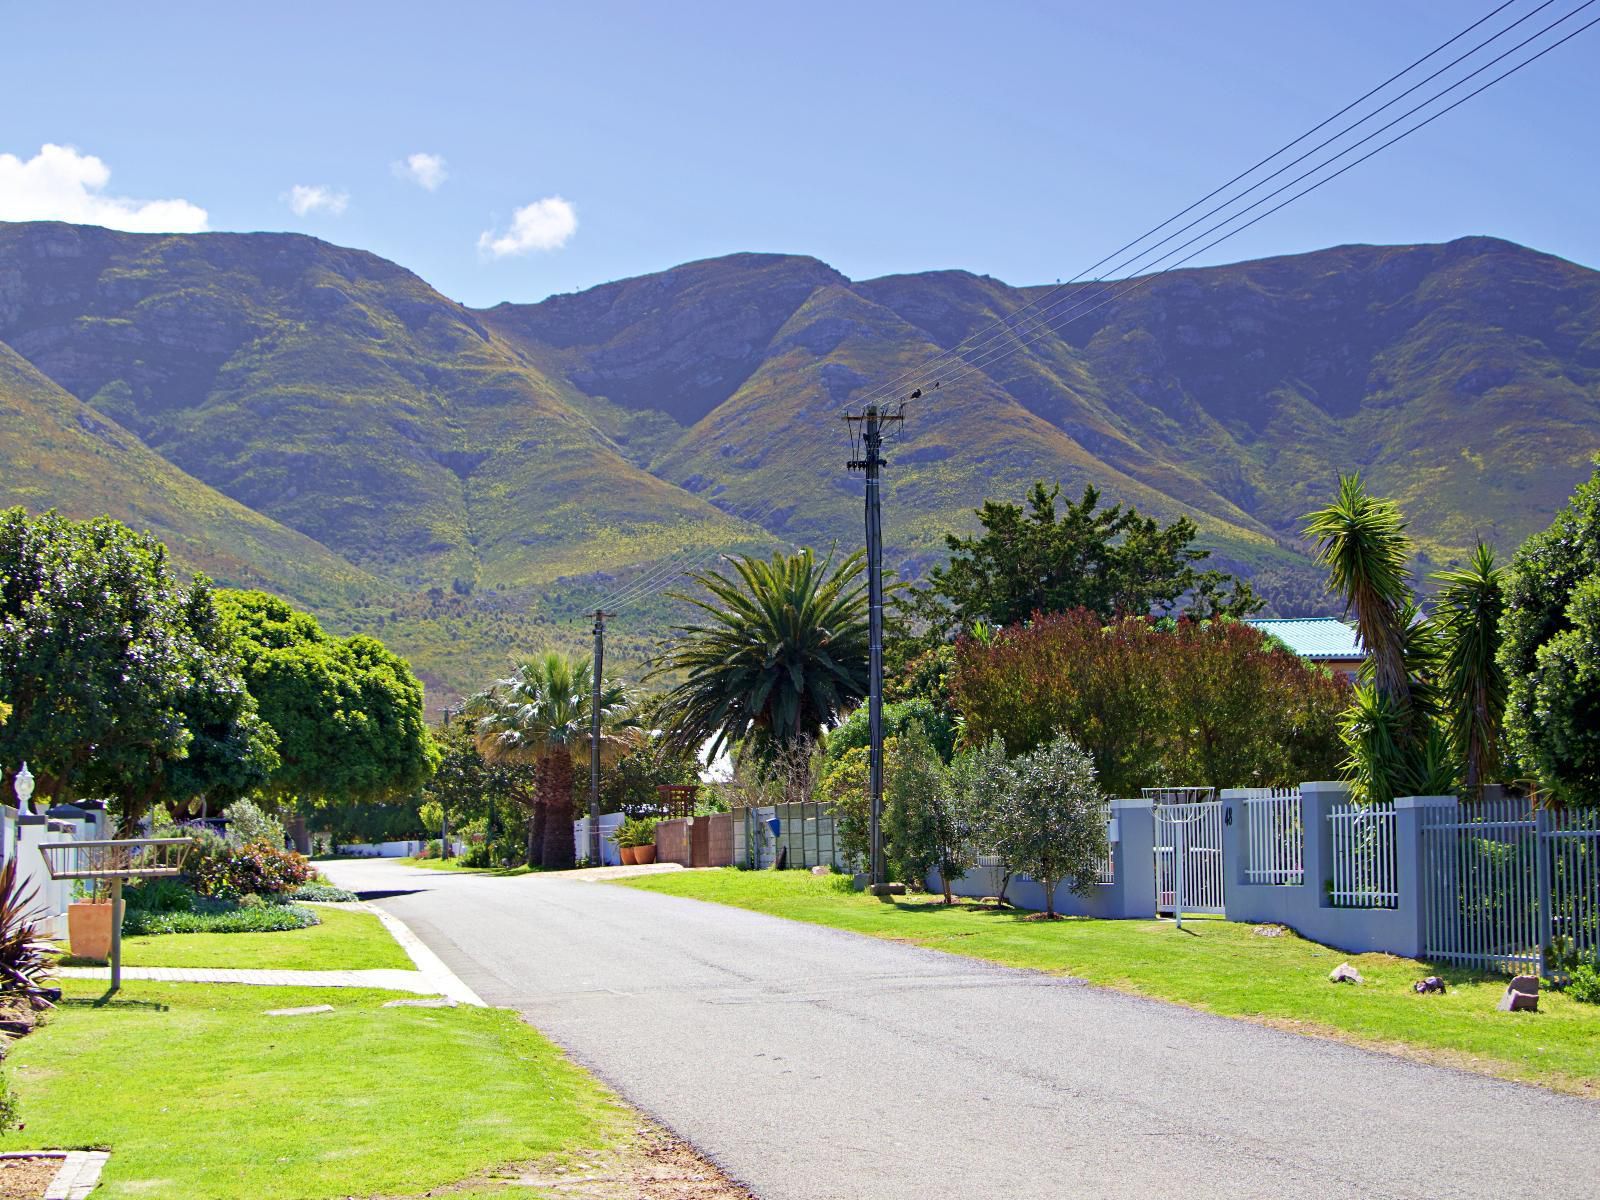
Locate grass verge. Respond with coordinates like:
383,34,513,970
616,868,1600,1096
105,905,415,971
7,980,626,1200
398,857,537,876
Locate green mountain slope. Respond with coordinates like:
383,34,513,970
0,341,380,613
3,221,1598,699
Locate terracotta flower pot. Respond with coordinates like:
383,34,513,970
634,844,657,865
619,845,639,866
68,900,115,962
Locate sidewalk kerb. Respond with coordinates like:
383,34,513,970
360,902,486,1007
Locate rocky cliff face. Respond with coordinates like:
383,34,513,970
3,220,1597,695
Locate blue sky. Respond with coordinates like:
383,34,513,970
3,1,1595,307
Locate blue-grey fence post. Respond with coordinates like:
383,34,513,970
1299,781,1349,909
1109,798,1156,918
1393,794,1457,959
1219,788,1248,889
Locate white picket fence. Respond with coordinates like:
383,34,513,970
1328,801,1398,908
1241,788,1304,885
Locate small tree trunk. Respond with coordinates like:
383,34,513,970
288,813,311,855
941,870,953,905
1043,874,1057,919
541,750,577,870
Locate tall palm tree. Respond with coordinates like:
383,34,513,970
652,549,869,775
1429,542,1507,793
466,651,641,869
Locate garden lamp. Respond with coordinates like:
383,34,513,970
13,761,35,814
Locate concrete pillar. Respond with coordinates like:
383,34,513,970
1393,794,1458,958
1298,781,1349,908
1219,789,1249,888
1109,798,1156,918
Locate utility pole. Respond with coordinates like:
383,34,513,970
589,610,614,867
846,402,904,893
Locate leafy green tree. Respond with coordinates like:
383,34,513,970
882,721,944,891
958,735,1016,903
994,735,1108,919
216,590,438,811
905,482,1259,637
466,651,640,870
424,715,541,864
653,549,869,769
823,697,957,770
1499,461,1600,804
0,509,273,828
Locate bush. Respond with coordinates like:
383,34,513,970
613,817,659,849
993,735,1108,918
824,698,958,769
0,858,59,1009
123,901,319,936
282,883,357,903
0,1072,19,1136
951,611,1348,795
1567,963,1600,1005
222,798,285,848
122,876,194,914
186,834,315,899
1499,461,1600,805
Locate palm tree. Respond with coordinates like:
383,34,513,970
466,651,641,869
652,549,869,780
1429,542,1507,793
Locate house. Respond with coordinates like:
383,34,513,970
1247,617,1365,681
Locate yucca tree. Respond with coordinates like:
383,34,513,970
466,651,641,869
1304,473,1415,707
652,549,869,779
1429,542,1507,793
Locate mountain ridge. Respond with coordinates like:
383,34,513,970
3,220,1597,701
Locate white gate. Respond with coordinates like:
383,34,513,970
1153,799,1226,917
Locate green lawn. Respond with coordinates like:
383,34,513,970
113,905,414,971
7,980,627,1200
398,856,537,876
616,868,1600,1096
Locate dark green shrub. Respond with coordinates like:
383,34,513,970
0,858,59,1009
1499,461,1600,804
0,1072,19,1135
825,698,957,768
123,876,194,914
1567,963,1600,1005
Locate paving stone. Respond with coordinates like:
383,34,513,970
265,1004,335,1016
382,997,457,1008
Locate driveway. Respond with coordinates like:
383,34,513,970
324,858,1597,1200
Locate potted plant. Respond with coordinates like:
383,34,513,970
67,880,114,962
612,817,658,866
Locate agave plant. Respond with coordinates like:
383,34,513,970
0,857,60,1009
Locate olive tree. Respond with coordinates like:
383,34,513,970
994,734,1108,919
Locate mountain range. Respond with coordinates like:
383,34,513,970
3,220,1597,704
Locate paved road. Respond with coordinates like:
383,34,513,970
325,858,1597,1200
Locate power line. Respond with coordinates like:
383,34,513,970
594,1,1594,615
841,0,1534,415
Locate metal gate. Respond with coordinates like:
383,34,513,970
1153,798,1226,916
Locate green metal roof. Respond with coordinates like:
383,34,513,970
1247,617,1364,661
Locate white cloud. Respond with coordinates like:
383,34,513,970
0,143,208,232
477,196,577,258
394,152,447,191
286,184,349,217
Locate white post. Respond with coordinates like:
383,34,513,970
1173,816,1186,930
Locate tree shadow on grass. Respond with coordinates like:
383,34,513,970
59,992,169,1011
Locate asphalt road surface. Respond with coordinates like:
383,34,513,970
324,858,1598,1200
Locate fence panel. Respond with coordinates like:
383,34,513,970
1094,801,1115,885
1545,806,1600,974
1242,788,1304,885
1421,798,1539,974
1328,802,1398,908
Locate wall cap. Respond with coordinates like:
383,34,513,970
1394,794,1458,809
1109,798,1153,811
